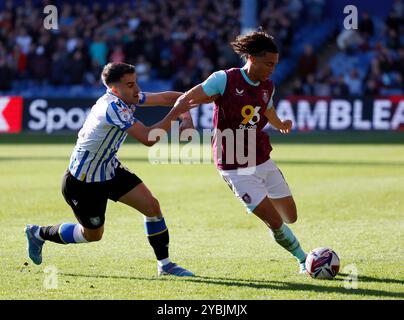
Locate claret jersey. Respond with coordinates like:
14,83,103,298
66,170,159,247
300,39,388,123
202,68,275,170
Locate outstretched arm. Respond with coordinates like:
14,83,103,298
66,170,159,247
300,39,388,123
141,91,183,106
125,85,216,146
264,106,292,134
141,91,195,121
127,78,220,146
166,84,219,120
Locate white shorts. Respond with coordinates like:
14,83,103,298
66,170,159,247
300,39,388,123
218,159,292,213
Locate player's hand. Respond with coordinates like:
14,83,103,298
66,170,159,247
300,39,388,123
279,120,292,134
179,117,195,133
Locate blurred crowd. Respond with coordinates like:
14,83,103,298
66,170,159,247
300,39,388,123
0,0,402,96
0,0,326,92
292,1,404,96
0,0,242,91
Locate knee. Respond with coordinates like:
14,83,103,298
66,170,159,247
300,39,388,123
284,211,298,224
268,220,283,230
143,197,161,217
84,228,104,242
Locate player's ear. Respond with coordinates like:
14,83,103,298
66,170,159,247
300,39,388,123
110,85,119,95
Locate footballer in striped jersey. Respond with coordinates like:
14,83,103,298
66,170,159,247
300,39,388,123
25,62,194,277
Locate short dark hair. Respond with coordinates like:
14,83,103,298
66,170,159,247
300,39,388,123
231,29,278,59
101,62,135,87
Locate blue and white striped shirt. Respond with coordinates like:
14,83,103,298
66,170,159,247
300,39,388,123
68,90,145,182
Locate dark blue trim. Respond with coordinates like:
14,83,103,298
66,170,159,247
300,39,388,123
74,150,89,179
100,131,126,180
84,127,114,180
144,219,167,235
139,92,146,105
106,111,118,126
110,101,128,127
91,128,121,182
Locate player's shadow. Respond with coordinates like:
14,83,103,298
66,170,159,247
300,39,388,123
336,273,404,285
276,159,404,167
60,272,404,299
190,275,404,299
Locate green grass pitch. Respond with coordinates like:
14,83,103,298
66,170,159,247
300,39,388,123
1,132,403,300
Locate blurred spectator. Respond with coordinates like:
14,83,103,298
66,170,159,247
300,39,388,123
306,0,325,24
386,29,400,50
291,79,305,95
392,0,404,17
135,55,151,82
11,45,27,77
345,69,362,96
157,58,174,80
287,0,303,22
68,51,86,84
314,65,333,96
0,57,13,91
359,12,374,37
297,45,317,80
302,74,316,95
50,52,67,85
90,33,108,66
331,75,350,96
385,9,402,33
109,45,125,63
364,79,380,96
26,45,49,82
173,70,193,92
15,28,32,55
66,30,79,53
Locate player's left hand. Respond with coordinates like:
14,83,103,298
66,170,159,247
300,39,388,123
280,120,292,134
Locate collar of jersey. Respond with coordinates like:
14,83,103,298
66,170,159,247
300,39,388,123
106,89,133,108
240,68,260,87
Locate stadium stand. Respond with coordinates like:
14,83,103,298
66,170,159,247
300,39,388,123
0,0,402,97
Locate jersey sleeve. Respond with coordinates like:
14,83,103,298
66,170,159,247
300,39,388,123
201,70,227,97
106,101,136,130
266,85,276,110
138,92,146,105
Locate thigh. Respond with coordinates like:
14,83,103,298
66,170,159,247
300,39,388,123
118,182,161,216
270,196,297,224
61,170,107,229
265,160,292,199
219,170,268,213
252,196,283,229
263,161,297,223
106,163,143,202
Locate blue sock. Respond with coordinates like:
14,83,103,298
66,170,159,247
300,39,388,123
144,216,170,261
144,216,167,236
270,223,306,263
40,223,88,244
58,223,88,244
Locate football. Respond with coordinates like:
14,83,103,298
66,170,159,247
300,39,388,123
305,247,340,279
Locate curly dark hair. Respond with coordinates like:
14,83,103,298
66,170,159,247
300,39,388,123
230,29,278,58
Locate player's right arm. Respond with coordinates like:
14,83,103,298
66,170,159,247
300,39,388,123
106,99,174,147
126,103,202,146
127,121,160,147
